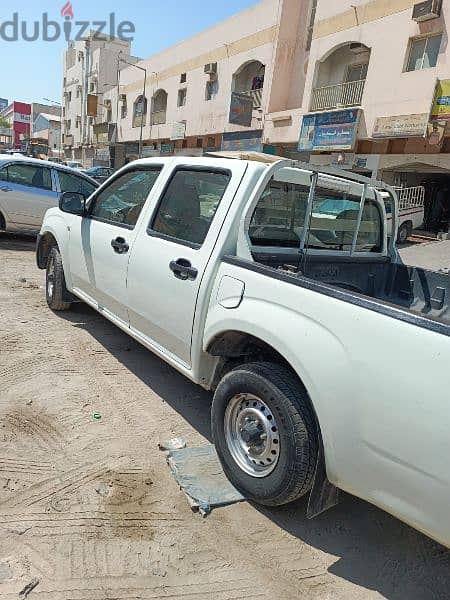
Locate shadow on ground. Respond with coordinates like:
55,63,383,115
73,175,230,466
0,232,36,252
59,302,450,600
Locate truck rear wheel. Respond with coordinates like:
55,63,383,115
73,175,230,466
46,247,72,311
397,222,411,244
212,362,318,506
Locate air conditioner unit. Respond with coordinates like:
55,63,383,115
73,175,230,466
412,0,442,21
349,43,367,54
204,62,217,74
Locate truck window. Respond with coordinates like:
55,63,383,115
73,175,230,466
150,168,230,246
249,181,382,252
89,167,161,228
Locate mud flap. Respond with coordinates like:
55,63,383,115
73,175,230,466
307,442,340,519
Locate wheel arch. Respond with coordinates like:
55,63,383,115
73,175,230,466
36,231,59,269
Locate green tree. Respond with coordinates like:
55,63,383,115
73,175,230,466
0,117,11,129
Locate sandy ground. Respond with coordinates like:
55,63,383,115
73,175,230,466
1,233,450,600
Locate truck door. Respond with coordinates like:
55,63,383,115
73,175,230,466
126,163,247,368
67,166,162,324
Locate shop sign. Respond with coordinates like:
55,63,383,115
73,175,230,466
427,120,447,146
373,113,428,138
430,79,450,121
298,109,360,152
170,121,186,140
160,142,174,154
141,146,159,157
95,148,110,161
228,92,253,127
221,129,263,152
125,142,139,155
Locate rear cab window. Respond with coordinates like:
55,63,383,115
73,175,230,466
249,170,383,255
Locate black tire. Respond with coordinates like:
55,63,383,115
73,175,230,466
46,247,72,311
212,362,318,507
397,222,410,244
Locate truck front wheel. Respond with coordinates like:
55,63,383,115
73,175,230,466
46,247,72,311
212,362,318,506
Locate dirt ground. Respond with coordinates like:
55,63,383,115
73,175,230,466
1,233,450,600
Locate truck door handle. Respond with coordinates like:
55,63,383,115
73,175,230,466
111,236,129,254
0,186,12,192
169,258,198,281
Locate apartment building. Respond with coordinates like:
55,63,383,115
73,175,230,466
0,101,31,149
62,33,135,165
99,0,312,164
301,0,449,180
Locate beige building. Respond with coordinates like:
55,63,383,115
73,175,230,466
62,33,137,165
69,0,450,219
99,0,312,163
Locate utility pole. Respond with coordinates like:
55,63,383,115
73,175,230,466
119,57,147,158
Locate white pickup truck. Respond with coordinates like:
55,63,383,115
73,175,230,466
36,155,450,547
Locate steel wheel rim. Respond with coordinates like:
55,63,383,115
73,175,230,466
224,393,280,477
47,256,55,299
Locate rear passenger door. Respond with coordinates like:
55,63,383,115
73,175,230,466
127,164,246,367
0,162,58,230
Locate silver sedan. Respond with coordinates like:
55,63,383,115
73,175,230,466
0,155,98,233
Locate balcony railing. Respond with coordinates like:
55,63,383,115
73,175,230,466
310,79,365,112
151,110,166,125
241,88,263,109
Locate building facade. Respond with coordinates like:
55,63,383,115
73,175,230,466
98,0,311,164
0,101,31,149
62,33,135,165
32,113,62,158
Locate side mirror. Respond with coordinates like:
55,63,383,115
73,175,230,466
59,191,86,216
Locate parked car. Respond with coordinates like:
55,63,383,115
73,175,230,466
0,154,98,233
66,161,84,171
37,155,450,547
83,166,114,183
47,157,66,165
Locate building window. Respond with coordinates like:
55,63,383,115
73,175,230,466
133,95,148,128
121,97,127,119
406,34,442,72
177,88,187,107
346,63,368,82
180,72,186,83
90,82,95,92
207,136,215,147
68,91,72,102
196,138,203,148
205,80,218,101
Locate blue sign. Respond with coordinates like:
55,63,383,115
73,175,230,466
222,130,262,152
298,109,360,152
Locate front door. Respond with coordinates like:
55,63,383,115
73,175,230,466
0,162,58,230
68,166,162,324
127,164,246,367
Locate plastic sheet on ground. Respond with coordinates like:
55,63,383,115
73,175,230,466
166,444,245,515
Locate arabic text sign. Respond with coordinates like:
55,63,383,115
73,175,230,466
372,113,428,138
431,80,450,121
298,110,360,152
